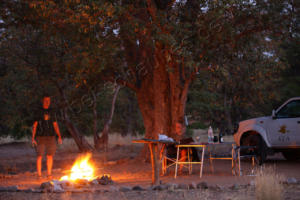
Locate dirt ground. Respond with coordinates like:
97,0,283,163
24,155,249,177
0,141,300,199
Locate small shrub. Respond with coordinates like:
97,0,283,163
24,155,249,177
255,166,285,200
0,136,29,144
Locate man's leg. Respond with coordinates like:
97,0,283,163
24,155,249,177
46,155,53,177
46,136,56,178
36,136,45,177
37,156,42,177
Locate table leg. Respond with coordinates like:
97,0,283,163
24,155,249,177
237,149,242,176
238,148,241,176
200,146,205,178
160,144,166,175
188,148,192,175
208,146,214,174
159,144,166,160
148,143,160,185
231,145,234,175
175,145,180,178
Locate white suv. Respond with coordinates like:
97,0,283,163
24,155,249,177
233,97,300,163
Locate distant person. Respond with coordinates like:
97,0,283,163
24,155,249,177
31,95,62,179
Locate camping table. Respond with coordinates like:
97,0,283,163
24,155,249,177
132,139,176,185
174,143,206,178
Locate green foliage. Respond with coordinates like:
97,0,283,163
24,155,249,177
187,122,208,130
0,0,297,139
278,37,300,100
186,34,286,131
185,127,194,138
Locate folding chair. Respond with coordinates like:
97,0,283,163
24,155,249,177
208,143,240,176
161,143,184,175
236,145,258,176
161,138,195,175
174,144,205,178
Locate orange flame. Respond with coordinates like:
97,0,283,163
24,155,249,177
60,153,95,181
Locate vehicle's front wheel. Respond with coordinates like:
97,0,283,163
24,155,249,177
240,134,267,165
282,149,300,161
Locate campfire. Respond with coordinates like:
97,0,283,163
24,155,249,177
40,153,114,192
60,153,95,182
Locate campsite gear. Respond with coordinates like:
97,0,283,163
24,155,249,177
208,142,240,176
219,132,224,143
132,139,176,185
174,144,206,178
207,126,214,143
213,136,218,143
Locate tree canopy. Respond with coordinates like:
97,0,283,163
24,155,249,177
0,0,298,148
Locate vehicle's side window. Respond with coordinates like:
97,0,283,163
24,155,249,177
277,100,300,118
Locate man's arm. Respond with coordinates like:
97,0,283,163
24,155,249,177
53,121,62,144
32,121,38,146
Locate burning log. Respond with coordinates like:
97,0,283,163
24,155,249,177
95,174,114,185
39,153,114,192
40,181,64,192
40,174,114,193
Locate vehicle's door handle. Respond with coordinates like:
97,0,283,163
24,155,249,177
298,121,300,124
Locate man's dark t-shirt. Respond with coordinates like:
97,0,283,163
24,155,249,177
35,109,57,137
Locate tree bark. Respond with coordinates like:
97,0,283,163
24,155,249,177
135,49,194,161
92,90,100,148
120,0,196,158
148,143,159,185
136,49,190,141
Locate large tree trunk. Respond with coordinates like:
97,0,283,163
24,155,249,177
136,46,190,142
119,0,197,158
135,49,193,161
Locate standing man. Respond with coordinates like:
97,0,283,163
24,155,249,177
32,95,62,179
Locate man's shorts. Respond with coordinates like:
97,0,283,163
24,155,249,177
36,136,57,156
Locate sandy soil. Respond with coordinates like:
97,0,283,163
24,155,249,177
0,141,300,199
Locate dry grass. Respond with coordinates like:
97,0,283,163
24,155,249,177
58,136,93,152
255,166,285,200
58,133,140,152
0,136,29,144
0,133,140,152
109,133,140,146
58,129,234,153
0,129,235,152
